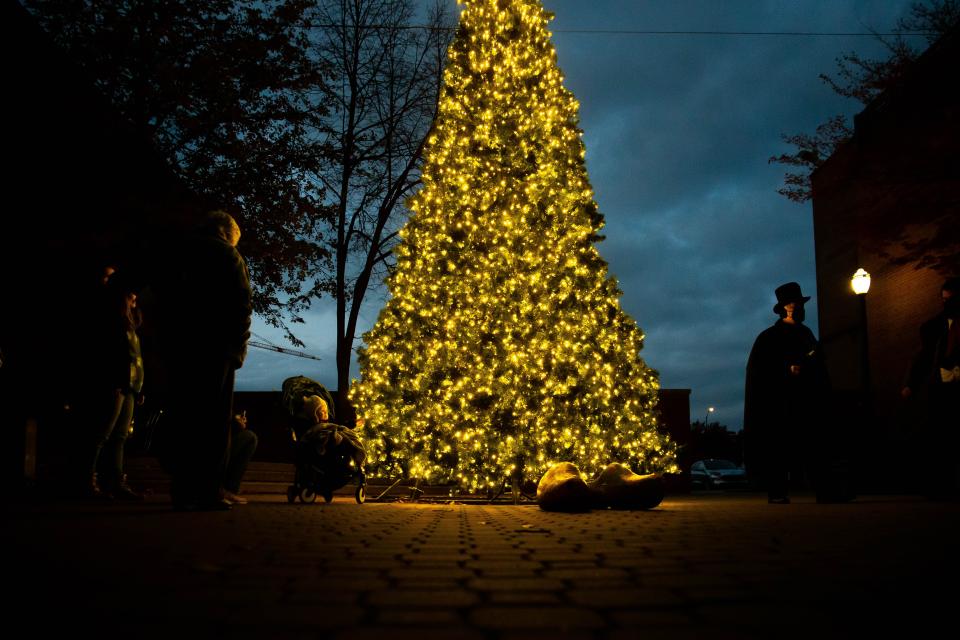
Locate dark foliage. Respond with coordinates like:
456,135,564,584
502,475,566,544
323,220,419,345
24,0,336,341
304,0,453,398
770,0,960,203
687,421,744,465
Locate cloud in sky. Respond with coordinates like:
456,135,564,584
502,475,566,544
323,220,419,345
237,0,919,429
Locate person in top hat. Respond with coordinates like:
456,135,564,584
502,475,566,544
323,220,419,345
744,282,832,504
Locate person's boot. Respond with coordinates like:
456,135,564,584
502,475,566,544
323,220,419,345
109,482,143,501
222,490,248,505
78,472,106,499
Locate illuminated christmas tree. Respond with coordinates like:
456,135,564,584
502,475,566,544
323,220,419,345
351,0,676,490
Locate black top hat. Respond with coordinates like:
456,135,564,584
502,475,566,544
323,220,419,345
773,282,811,314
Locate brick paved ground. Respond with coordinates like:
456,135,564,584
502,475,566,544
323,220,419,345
8,492,958,639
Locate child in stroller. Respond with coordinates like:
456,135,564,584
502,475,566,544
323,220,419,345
281,376,366,504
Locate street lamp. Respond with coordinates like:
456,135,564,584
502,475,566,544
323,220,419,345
704,406,715,427
851,268,871,408
851,268,871,295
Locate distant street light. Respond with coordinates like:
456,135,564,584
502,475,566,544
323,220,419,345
704,406,715,427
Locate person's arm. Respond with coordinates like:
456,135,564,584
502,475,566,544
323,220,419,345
218,243,253,368
232,252,253,368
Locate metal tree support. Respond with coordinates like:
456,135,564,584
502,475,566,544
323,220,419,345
370,478,403,501
409,478,423,501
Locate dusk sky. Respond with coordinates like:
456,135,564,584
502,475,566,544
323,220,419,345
237,0,925,429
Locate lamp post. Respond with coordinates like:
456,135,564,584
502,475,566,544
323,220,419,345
851,269,871,406
704,406,715,428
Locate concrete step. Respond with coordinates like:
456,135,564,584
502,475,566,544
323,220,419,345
122,457,459,498
125,457,295,493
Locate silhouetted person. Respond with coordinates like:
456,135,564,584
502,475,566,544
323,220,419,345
67,261,122,498
902,277,960,497
744,282,831,504
222,410,257,504
86,272,145,500
161,210,252,511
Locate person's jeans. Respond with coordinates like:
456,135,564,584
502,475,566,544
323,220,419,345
167,359,235,504
224,429,258,493
91,390,135,488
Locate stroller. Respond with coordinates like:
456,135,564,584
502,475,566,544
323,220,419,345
281,376,366,504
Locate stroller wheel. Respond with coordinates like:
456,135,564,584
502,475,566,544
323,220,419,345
299,487,317,504
286,486,297,504
322,490,334,504
355,485,365,504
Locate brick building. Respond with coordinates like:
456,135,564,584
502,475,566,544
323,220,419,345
811,28,959,485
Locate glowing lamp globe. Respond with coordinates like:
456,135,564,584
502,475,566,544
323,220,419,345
851,268,871,295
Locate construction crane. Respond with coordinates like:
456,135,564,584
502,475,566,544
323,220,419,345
248,333,322,361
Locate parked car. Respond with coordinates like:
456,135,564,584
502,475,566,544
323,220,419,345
690,459,748,490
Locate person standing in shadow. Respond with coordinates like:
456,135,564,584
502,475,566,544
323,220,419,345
744,282,833,504
222,410,257,505
159,210,252,511
902,277,960,498
86,272,145,500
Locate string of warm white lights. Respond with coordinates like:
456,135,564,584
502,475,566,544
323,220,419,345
350,0,678,490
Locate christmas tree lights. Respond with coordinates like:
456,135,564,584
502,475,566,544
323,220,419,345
351,0,677,489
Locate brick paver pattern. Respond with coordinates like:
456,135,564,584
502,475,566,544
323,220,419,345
9,494,958,639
